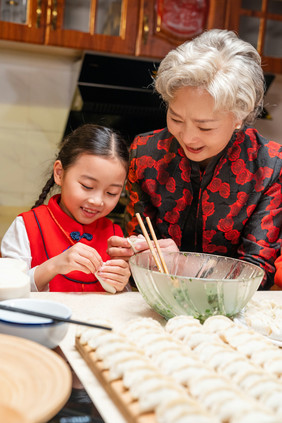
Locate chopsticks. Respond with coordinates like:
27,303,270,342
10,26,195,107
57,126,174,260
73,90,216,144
135,213,169,275
0,304,112,331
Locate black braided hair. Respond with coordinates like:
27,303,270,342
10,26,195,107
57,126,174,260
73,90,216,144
31,124,129,209
31,175,55,209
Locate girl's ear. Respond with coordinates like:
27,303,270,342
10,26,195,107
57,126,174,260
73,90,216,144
53,160,64,186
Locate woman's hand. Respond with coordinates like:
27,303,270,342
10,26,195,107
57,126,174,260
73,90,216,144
127,236,179,254
107,235,179,261
34,243,103,291
96,259,131,292
107,236,135,260
153,238,179,253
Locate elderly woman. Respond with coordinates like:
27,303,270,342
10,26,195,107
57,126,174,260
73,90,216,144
108,29,282,289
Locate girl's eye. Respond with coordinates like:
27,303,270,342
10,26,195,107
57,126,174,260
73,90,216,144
81,184,92,190
107,192,118,197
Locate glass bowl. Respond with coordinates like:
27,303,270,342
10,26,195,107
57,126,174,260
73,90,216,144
129,251,264,322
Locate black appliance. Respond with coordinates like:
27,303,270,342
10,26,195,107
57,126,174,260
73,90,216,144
64,52,167,228
64,52,167,145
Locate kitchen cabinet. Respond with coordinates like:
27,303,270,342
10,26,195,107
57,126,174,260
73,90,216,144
0,0,140,55
136,0,228,58
0,0,47,44
0,0,229,59
225,0,282,73
2,0,281,74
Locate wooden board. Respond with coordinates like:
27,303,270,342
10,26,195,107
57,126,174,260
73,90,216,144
75,336,157,423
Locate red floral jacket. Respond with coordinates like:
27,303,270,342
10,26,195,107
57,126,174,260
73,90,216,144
124,127,282,289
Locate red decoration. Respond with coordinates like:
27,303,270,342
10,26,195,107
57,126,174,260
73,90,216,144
157,0,209,39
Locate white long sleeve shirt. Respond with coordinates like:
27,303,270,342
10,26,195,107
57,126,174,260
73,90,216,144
1,217,41,291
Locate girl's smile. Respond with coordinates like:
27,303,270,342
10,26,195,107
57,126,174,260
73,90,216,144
54,154,127,225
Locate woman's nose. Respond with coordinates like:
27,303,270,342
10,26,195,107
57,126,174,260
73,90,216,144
181,125,199,145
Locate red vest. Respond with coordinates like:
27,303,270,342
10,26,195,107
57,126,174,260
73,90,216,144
20,195,123,292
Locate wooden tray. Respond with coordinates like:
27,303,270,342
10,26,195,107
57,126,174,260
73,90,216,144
75,336,157,423
0,334,72,423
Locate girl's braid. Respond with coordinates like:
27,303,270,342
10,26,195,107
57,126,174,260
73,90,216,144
31,175,55,209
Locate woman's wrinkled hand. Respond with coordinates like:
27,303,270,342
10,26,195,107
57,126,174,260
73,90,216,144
107,235,179,261
127,236,179,255
107,235,135,261
153,238,179,253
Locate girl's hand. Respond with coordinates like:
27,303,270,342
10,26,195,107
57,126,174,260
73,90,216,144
54,243,103,275
35,243,103,291
96,259,131,292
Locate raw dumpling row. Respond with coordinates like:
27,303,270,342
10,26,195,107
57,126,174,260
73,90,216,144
241,298,282,341
77,316,281,423
77,317,219,423
166,315,282,419
122,316,279,423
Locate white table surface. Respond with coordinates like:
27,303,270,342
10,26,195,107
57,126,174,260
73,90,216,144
30,290,282,423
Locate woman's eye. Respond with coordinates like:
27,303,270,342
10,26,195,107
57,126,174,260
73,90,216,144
171,118,182,123
199,127,212,132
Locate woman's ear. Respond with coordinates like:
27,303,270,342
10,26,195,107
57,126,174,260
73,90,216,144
53,160,64,186
235,121,243,130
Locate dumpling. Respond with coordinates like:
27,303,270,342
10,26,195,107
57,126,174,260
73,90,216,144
156,396,201,421
165,315,202,333
95,341,137,360
183,332,221,349
230,409,279,423
207,349,241,370
138,385,187,413
261,390,282,414
202,315,234,332
129,374,172,400
123,365,160,389
103,350,142,369
189,374,231,400
87,332,126,350
218,358,254,378
110,358,150,381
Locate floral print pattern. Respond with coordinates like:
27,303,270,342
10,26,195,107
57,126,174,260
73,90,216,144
124,127,282,289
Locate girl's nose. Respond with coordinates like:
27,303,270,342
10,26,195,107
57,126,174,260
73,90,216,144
88,195,104,207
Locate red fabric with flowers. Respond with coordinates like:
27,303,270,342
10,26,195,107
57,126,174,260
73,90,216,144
124,127,282,289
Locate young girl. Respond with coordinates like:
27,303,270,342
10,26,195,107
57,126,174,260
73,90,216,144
1,124,131,293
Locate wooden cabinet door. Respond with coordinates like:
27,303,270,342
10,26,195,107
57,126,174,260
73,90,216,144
226,0,282,74
136,0,228,59
0,0,47,44
45,0,140,55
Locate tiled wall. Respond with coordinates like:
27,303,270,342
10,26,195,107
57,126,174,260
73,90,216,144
0,42,82,238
